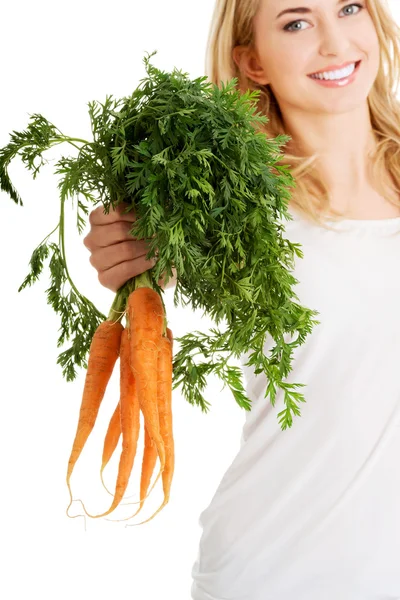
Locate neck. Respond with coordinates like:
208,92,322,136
282,102,378,197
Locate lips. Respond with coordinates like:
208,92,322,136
309,60,361,76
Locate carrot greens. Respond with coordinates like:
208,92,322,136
0,51,320,431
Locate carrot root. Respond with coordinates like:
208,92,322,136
79,326,141,519
66,286,175,527
66,319,123,519
126,327,174,526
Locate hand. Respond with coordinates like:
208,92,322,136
83,201,176,293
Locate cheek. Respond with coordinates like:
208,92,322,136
360,27,380,83
362,21,380,63
261,44,306,84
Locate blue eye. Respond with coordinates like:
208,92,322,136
283,3,364,33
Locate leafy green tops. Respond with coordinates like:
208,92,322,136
0,51,320,430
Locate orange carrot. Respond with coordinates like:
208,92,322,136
100,400,121,495
80,325,142,518
104,287,167,523
100,401,155,506
127,327,174,522
128,423,158,518
66,319,123,518
101,401,121,471
157,327,175,508
129,286,166,488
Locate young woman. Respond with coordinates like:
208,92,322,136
83,0,400,597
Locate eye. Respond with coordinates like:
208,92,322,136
283,3,364,33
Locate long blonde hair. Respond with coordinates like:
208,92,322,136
205,0,400,228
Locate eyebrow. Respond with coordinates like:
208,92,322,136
276,0,348,20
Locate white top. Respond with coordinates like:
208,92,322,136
191,209,400,600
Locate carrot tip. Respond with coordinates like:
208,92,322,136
124,497,170,528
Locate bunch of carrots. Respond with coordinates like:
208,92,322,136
66,283,174,527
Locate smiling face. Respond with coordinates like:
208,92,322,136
233,0,381,117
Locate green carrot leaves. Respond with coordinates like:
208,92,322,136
0,50,321,429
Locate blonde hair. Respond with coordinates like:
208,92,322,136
204,0,400,229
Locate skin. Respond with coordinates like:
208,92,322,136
232,0,400,218
83,202,178,292
86,0,400,287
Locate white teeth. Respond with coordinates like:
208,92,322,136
311,63,356,81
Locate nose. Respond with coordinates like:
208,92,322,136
317,19,353,60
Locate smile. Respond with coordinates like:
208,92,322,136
308,61,362,87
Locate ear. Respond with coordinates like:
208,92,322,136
232,45,269,85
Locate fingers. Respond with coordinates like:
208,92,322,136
88,202,137,226
84,202,164,293
89,239,151,272
98,254,158,293
84,221,145,250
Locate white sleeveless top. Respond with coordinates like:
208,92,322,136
191,209,400,600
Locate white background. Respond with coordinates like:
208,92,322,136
1,1,400,599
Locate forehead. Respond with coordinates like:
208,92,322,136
261,0,349,18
